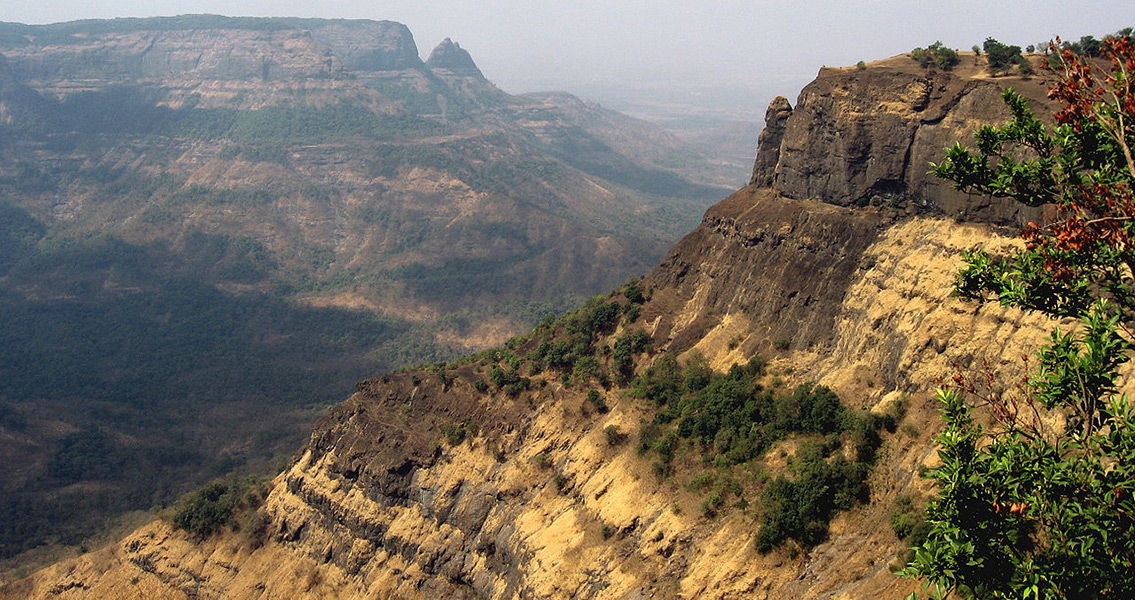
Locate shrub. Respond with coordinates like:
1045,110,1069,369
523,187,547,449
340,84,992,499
686,471,715,491
440,419,475,446
172,479,263,539
586,388,608,413
911,41,959,70
889,494,925,541
623,280,645,305
755,452,869,552
982,37,1024,74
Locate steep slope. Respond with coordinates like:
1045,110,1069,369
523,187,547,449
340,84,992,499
2,53,1069,598
0,15,732,569
752,54,1052,226
1,188,1058,600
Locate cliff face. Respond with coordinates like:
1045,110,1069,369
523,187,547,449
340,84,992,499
0,29,354,111
2,55,1067,599
753,56,1052,226
306,20,423,72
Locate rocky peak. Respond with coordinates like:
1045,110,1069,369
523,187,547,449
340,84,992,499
425,38,485,80
749,95,793,186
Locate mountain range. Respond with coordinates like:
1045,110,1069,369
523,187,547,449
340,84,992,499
0,15,739,571
0,21,1066,600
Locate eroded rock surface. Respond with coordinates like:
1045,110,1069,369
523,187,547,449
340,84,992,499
758,57,1052,225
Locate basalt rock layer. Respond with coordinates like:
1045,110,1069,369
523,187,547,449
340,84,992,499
753,55,1052,226
2,54,1070,599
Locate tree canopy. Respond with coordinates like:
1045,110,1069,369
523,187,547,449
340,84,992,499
904,36,1135,599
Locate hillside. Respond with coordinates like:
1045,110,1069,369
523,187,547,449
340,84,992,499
0,15,735,570
0,51,1072,597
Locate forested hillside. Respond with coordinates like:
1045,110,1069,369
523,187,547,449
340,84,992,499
0,15,734,570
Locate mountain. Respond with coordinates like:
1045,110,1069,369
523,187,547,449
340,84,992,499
751,53,1051,226
0,16,736,570
0,51,1064,598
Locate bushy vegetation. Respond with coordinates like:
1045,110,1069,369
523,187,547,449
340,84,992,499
905,37,1135,599
46,429,126,484
171,477,267,539
631,350,893,551
636,356,849,467
981,37,1028,75
755,442,870,551
889,493,930,563
522,284,650,384
911,42,960,70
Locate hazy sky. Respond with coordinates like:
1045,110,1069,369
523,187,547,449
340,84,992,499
3,1,1133,119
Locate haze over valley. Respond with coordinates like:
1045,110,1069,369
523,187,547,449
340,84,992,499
0,14,732,570
1,3,1134,599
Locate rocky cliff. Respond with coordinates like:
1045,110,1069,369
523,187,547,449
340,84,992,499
0,17,426,105
752,55,1052,226
2,53,1067,599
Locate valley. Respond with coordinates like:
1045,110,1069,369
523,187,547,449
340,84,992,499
4,15,1130,599
0,15,734,573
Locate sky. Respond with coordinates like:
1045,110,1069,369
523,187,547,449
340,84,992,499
2,1,1133,121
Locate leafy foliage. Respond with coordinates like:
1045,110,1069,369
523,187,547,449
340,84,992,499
906,36,1135,599
982,38,1026,75
911,42,960,70
637,360,855,468
171,478,266,539
631,351,889,550
755,443,870,552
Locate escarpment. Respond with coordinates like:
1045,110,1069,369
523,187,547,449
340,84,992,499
644,187,885,358
754,56,1052,226
2,54,1068,599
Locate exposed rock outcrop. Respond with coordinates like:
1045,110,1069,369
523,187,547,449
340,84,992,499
645,188,884,356
757,57,1051,226
2,29,345,86
425,38,485,80
749,96,792,186
307,20,423,72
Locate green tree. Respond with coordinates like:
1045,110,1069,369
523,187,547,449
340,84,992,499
903,37,1135,599
911,41,960,70
982,37,1024,74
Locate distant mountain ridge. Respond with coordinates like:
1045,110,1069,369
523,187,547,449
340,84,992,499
0,15,734,571
0,50,1067,599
